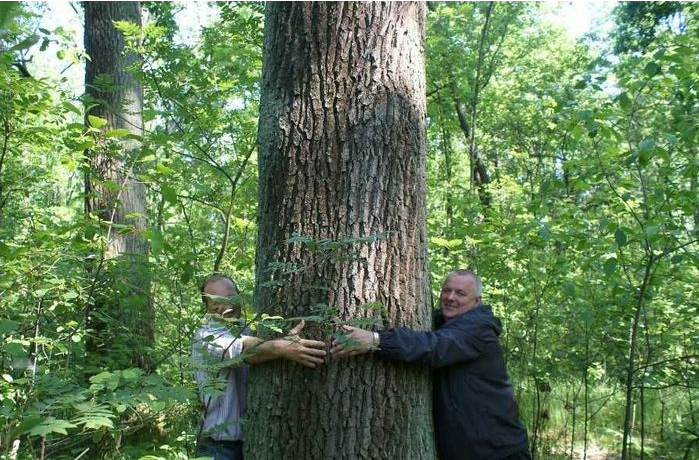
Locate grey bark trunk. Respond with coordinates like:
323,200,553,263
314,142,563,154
247,2,433,458
84,1,152,370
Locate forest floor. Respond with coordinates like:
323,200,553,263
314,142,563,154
551,442,614,460
579,443,614,460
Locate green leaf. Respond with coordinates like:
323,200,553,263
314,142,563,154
638,142,652,167
614,228,627,247
0,320,19,335
26,417,76,436
122,368,143,380
89,371,120,390
14,415,42,437
87,115,108,129
105,128,130,138
3,342,26,357
430,237,463,250
670,254,684,264
639,139,655,152
34,288,51,297
539,225,552,241
0,2,20,31
73,412,114,430
359,301,385,312
155,164,175,175
62,101,82,116
603,257,617,276
73,139,95,151
150,228,164,256
580,310,593,326
89,371,114,384
643,62,661,77
8,34,39,52
181,262,194,284
644,225,659,237
162,186,178,205
617,92,632,111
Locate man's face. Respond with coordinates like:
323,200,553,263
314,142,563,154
440,274,481,321
204,279,241,318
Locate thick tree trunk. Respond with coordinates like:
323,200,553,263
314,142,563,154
247,2,433,459
84,1,152,370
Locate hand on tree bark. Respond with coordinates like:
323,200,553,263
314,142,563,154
275,320,327,368
331,325,374,357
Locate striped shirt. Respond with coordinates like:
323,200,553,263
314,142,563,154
192,317,250,441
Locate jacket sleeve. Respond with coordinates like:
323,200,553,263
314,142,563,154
375,321,488,368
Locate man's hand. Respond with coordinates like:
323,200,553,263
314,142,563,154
330,325,374,357
243,320,326,368
273,320,327,368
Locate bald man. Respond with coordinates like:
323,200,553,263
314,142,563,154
193,274,326,460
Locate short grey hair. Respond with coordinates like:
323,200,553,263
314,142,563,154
446,269,482,297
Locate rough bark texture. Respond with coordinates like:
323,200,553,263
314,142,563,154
84,1,152,370
247,2,433,459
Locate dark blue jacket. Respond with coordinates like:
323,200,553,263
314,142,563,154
376,305,529,460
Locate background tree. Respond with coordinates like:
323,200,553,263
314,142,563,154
83,1,152,370
245,2,433,459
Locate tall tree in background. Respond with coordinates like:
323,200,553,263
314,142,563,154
246,2,433,458
83,1,152,370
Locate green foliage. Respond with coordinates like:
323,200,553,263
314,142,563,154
612,1,685,54
1,2,698,459
426,2,699,458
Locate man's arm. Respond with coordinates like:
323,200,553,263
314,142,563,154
243,320,326,368
331,322,486,368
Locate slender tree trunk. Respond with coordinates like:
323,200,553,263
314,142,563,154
659,391,665,442
0,119,10,225
528,291,543,460
247,2,433,459
621,255,654,460
84,1,152,370
454,98,491,206
468,2,489,189
569,386,576,460
583,325,590,460
440,124,454,233
692,175,698,232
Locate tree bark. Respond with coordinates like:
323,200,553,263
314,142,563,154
247,2,433,458
84,1,152,370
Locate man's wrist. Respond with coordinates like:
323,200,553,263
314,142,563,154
371,331,380,350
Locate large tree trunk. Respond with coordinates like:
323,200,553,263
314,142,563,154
247,2,433,459
84,1,152,370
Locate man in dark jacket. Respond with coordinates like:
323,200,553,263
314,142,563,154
332,270,530,460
